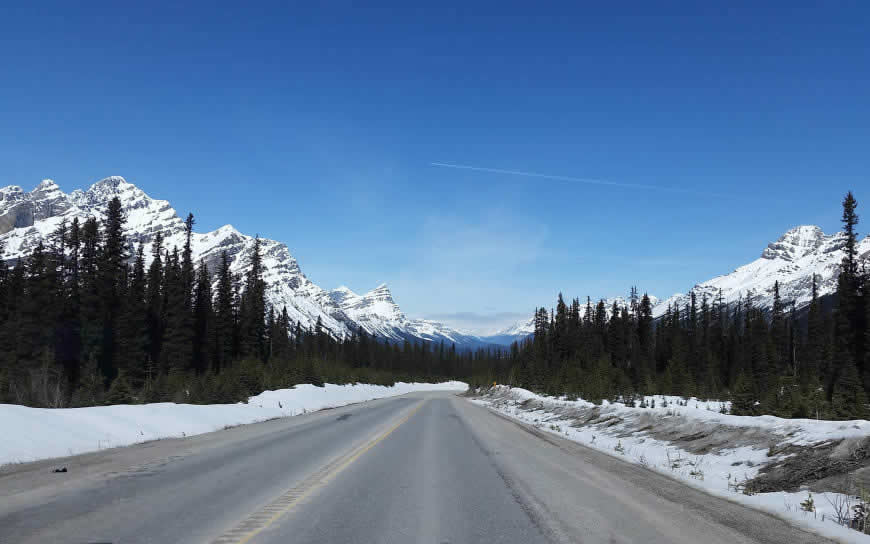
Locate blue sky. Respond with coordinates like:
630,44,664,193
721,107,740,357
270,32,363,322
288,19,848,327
1,2,868,334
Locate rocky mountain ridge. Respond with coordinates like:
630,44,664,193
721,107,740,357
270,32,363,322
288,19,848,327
492,225,870,343
653,225,870,318
0,177,490,349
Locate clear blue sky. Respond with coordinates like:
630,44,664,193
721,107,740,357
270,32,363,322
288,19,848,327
2,2,868,334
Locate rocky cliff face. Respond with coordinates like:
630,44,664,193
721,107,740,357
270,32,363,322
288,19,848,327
653,225,869,317
0,177,488,348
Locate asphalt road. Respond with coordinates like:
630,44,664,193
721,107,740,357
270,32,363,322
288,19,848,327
0,391,832,544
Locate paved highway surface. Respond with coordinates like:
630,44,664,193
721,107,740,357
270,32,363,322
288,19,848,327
0,391,830,543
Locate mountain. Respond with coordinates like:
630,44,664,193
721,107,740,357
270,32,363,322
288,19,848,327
481,317,535,346
492,225,869,342
0,177,486,349
325,284,496,349
652,225,870,317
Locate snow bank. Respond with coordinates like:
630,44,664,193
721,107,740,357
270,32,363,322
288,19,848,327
475,386,870,544
0,381,466,466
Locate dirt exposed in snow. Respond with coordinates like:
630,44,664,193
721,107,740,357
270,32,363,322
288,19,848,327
484,387,870,496
750,438,870,493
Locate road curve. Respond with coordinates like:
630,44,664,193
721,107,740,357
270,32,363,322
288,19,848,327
0,391,831,544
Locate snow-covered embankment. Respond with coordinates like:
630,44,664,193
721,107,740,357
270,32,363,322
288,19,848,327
473,386,870,544
0,381,466,466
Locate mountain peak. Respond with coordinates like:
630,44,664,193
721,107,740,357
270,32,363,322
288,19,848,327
332,285,356,295
369,283,391,294
761,225,827,261
0,185,24,198
329,283,405,323
92,175,128,188
35,179,59,191
327,286,359,307
215,224,241,235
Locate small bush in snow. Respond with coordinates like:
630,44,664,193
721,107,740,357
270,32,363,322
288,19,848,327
800,493,815,513
614,441,625,454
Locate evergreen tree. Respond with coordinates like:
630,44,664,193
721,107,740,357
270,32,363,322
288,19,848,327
213,251,236,371
161,247,193,374
832,360,868,420
145,232,164,382
97,197,128,381
192,260,213,374
239,237,266,360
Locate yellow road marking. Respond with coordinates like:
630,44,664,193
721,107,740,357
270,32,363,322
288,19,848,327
212,399,428,544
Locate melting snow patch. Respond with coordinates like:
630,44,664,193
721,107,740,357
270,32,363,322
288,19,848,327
474,386,870,543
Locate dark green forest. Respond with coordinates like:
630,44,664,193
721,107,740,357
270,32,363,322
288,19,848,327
470,191,870,420
1,192,868,421
0,198,487,407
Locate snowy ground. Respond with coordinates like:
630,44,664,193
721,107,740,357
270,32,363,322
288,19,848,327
0,381,466,467
473,386,870,544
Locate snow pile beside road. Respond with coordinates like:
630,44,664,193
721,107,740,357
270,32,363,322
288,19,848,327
474,386,870,544
0,381,466,466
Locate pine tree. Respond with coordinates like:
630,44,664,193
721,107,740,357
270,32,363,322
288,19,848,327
804,274,824,390
239,237,266,360
832,360,868,420
104,371,135,405
835,191,863,393
79,217,102,371
145,232,164,379
97,197,128,381
121,244,148,388
213,251,236,371
181,213,195,301
192,259,213,374
161,247,193,374
731,371,756,415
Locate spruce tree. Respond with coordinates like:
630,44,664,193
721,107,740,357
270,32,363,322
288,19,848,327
161,247,193,374
213,251,236,371
239,237,266,360
98,197,128,381
145,232,164,380
122,244,149,388
832,360,868,420
192,260,213,374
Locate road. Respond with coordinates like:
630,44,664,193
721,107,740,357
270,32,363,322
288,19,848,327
0,391,830,544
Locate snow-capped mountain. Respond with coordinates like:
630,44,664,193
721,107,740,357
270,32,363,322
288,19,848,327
652,225,870,318
324,284,490,348
481,317,535,346
494,225,869,343
0,177,487,349
492,225,869,343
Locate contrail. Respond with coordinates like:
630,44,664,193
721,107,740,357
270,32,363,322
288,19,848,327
430,162,724,197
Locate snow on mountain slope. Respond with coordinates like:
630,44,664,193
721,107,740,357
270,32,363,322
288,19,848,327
324,284,494,348
481,317,535,346
652,225,870,318
0,177,482,347
495,317,535,338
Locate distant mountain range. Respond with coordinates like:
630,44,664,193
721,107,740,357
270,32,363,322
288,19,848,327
4,178,868,351
0,177,494,350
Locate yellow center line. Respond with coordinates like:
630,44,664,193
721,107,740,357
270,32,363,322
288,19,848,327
212,399,428,544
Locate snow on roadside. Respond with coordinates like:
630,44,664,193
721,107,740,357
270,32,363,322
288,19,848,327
474,386,870,544
0,381,466,466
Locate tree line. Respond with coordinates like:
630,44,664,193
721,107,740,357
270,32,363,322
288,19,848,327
468,191,870,420
2,191,867,421
0,197,488,407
